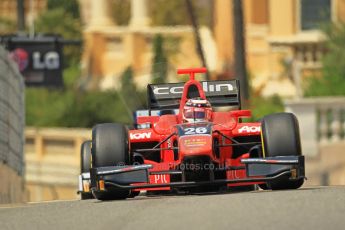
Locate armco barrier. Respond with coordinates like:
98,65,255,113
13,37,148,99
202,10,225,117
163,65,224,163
0,45,25,203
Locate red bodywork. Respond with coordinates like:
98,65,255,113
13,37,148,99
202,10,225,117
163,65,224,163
128,68,262,191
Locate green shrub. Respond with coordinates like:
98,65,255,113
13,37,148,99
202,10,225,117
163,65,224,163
151,35,168,84
304,22,345,96
248,95,284,121
26,66,147,128
25,88,138,128
57,90,133,127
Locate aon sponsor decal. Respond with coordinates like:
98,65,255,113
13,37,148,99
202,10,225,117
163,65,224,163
130,132,152,140
238,126,261,133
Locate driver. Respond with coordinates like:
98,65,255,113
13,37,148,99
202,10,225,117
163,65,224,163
182,97,212,123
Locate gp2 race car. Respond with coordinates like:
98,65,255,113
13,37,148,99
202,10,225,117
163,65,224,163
78,67,305,200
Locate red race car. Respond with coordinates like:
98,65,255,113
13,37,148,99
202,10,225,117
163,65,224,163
78,67,305,200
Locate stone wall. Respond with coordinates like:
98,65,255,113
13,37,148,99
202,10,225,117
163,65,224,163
0,163,25,203
0,45,26,203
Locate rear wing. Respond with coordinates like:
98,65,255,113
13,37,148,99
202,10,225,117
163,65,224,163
147,80,241,110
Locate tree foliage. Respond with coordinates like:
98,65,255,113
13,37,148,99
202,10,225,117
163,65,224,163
249,95,284,121
35,8,81,40
0,17,16,34
57,90,132,127
25,66,137,127
304,22,345,96
34,4,82,67
47,0,80,19
151,35,168,84
26,88,133,127
120,66,146,111
111,0,131,25
149,0,211,26
108,0,212,26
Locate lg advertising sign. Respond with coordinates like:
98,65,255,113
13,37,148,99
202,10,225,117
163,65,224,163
32,51,60,70
0,35,64,87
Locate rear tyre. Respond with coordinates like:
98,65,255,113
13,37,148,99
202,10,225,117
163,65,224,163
80,140,93,200
91,123,131,200
259,113,304,190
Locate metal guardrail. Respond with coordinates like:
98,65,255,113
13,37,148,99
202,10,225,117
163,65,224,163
0,45,25,176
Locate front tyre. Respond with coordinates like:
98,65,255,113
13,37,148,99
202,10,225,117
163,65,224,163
259,113,304,190
91,123,131,200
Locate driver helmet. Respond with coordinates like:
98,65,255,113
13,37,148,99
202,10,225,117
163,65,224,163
183,97,212,123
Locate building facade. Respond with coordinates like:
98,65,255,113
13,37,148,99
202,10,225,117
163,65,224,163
2,0,344,97
79,0,212,90
79,0,345,97
215,0,345,97
0,0,46,29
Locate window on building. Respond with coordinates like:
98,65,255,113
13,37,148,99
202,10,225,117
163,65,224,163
300,0,331,30
252,0,269,25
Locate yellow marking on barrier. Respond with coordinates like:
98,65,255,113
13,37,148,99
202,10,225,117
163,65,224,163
260,128,266,158
90,142,93,168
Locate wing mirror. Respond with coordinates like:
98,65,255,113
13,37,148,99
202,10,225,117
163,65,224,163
230,110,252,118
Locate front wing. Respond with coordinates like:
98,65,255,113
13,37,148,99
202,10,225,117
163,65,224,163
89,156,305,193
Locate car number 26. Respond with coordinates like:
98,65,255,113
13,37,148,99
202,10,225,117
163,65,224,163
184,127,208,135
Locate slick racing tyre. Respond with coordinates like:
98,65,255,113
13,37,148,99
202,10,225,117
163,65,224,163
80,140,94,200
259,113,304,190
91,123,132,200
